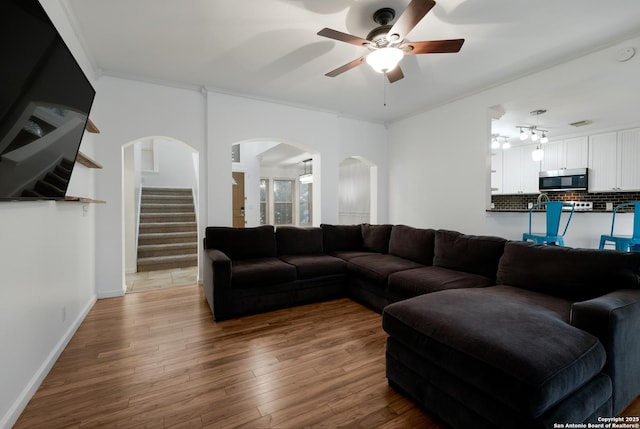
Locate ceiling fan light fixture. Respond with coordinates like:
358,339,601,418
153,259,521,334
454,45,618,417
366,47,404,73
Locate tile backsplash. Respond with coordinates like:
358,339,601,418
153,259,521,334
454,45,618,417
491,191,640,211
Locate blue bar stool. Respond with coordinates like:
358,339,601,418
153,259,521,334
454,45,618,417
523,201,575,246
599,202,640,252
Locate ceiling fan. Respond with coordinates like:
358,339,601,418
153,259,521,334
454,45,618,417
317,0,464,83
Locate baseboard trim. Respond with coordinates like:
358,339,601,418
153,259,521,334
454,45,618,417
1,295,97,429
97,288,126,299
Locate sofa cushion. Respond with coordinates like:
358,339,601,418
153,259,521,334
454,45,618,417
278,254,347,279
388,225,436,265
329,250,379,261
231,257,296,288
383,286,604,418
497,241,640,301
347,254,424,284
321,224,363,252
276,226,323,255
361,224,393,253
433,230,506,279
388,266,494,300
205,225,276,260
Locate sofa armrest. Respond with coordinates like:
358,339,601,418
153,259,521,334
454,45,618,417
203,249,232,320
570,289,640,414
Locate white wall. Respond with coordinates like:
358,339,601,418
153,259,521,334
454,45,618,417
90,77,207,298
141,138,198,190
206,92,389,227
89,77,388,298
0,1,98,427
388,35,640,236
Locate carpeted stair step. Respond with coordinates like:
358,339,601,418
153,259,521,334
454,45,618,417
137,254,198,272
137,242,198,258
141,194,194,205
137,231,198,246
141,203,195,214
139,221,197,234
139,212,196,223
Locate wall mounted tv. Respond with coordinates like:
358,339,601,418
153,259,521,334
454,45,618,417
0,0,96,201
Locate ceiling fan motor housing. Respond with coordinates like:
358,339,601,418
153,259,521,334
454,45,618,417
367,8,397,47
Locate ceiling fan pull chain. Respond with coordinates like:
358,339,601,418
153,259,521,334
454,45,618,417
383,73,387,107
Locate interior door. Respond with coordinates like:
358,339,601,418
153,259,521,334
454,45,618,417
232,172,246,228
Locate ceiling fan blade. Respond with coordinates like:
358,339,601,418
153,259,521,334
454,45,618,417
387,0,436,42
317,28,371,47
386,66,404,83
401,39,465,54
325,56,366,77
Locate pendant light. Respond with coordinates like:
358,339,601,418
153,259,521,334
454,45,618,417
299,159,313,184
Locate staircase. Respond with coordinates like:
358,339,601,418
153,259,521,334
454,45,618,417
136,187,198,272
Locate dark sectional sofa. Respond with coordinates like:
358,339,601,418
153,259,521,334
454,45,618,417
203,223,640,428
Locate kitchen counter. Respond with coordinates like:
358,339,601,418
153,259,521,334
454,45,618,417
485,210,635,249
486,209,613,213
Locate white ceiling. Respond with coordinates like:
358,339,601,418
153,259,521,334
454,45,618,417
64,0,640,128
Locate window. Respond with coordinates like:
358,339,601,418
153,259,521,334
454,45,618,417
299,182,312,226
273,179,294,225
231,144,240,163
259,178,269,225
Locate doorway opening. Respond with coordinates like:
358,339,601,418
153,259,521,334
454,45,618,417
231,139,319,227
122,137,200,292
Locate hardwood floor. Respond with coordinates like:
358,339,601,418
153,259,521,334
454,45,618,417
15,285,640,428
14,286,440,428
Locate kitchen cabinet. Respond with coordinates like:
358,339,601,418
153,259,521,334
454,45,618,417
501,144,540,194
540,136,588,171
589,129,640,192
618,128,640,190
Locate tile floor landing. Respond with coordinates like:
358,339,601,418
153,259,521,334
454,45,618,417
125,266,198,293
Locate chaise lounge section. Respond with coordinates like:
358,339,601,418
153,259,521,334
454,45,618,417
383,241,640,428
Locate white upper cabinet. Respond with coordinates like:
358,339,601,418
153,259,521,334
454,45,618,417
540,136,588,171
618,128,640,191
564,136,589,169
501,145,540,194
589,132,618,191
587,130,640,192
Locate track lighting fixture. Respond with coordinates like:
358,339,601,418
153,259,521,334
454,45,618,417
515,109,549,161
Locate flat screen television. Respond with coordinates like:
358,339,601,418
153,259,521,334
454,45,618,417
0,0,96,201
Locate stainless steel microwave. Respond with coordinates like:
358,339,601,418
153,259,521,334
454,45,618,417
539,168,588,191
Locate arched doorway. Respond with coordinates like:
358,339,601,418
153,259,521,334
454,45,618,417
339,156,378,224
122,136,200,292
231,138,320,227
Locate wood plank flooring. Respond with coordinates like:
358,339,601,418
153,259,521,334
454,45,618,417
14,286,440,428
15,285,640,428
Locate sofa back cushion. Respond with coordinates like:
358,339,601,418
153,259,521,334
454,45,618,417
433,230,507,279
204,225,276,260
361,224,393,253
276,226,323,255
321,224,363,252
388,225,436,265
497,241,640,301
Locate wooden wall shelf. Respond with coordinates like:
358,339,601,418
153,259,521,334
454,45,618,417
64,196,106,204
85,118,100,133
76,151,103,169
